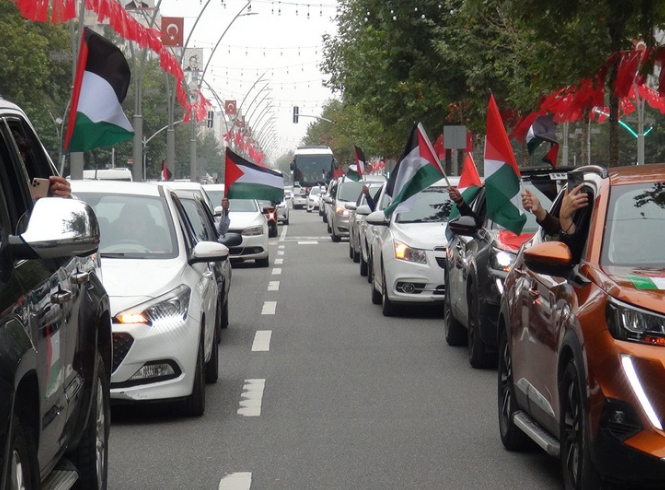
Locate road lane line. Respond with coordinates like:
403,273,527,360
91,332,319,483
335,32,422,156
277,250,285,255
278,244,285,249
274,258,283,265
237,379,265,416
261,301,277,315
267,281,279,291
252,331,272,351
298,240,318,245
218,472,252,490
271,268,282,275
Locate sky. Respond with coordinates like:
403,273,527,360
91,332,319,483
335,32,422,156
157,0,340,161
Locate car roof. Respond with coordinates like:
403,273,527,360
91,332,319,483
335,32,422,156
607,163,665,186
202,183,225,190
70,179,164,196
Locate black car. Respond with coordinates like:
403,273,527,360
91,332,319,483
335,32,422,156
0,98,112,489
444,167,568,368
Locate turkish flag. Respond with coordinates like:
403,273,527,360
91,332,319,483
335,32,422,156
161,17,184,47
224,100,237,115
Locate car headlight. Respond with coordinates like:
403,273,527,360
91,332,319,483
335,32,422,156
114,284,190,327
335,205,349,216
243,225,264,236
607,297,665,346
490,248,516,272
394,241,427,264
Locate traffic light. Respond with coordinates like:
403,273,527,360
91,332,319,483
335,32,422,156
293,106,299,124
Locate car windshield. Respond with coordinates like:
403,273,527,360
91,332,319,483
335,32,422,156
229,199,259,212
75,193,177,259
395,186,454,223
337,181,363,202
206,189,224,206
602,182,665,267
310,187,322,196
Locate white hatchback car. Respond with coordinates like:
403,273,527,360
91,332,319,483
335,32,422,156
366,178,459,316
227,198,270,267
72,180,229,416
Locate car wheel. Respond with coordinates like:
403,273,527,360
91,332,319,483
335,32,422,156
269,223,278,238
498,328,530,451
205,323,219,384
307,208,311,213
71,353,110,490
256,255,270,267
468,287,497,369
349,241,354,258
371,267,382,305
560,359,601,490
323,213,328,223
352,244,360,263
6,415,37,490
182,330,206,416
381,266,397,316
444,271,467,346
220,299,229,331
367,252,374,283
331,230,341,242
360,252,368,276
284,217,289,225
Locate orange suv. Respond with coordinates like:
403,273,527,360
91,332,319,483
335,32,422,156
498,164,665,488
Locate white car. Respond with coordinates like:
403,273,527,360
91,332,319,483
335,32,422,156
227,198,270,267
71,180,230,416
276,198,290,224
306,186,324,212
291,184,307,209
366,178,460,316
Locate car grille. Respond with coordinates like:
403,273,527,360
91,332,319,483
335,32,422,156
433,285,446,296
229,246,265,255
112,332,134,373
435,257,446,268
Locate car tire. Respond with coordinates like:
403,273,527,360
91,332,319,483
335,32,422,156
284,217,289,225
323,213,328,223
307,208,311,213
381,266,397,316
349,241,354,258
71,353,110,490
371,271,382,305
269,223,278,238
367,252,374,283
444,271,467,346
6,415,38,490
560,359,601,490
352,245,360,263
331,230,341,242
360,252,368,276
497,328,531,451
182,330,206,416
256,256,270,267
205,323,219,384
220,299,229,331
468,287,497,369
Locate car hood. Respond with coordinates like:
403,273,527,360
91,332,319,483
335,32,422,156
100,258,186,314
593,265,665,314
228,212,264,230
391,221,450,249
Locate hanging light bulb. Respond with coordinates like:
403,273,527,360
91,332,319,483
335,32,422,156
307,4,310,19
247,2,252,12
278,1,281,15
271,1,274,14
320,3,322,16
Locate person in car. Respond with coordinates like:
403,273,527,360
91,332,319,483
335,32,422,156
217,196,231,236
448,186,483,227
14,130,71,198
362,184,377,211
521,182,589,260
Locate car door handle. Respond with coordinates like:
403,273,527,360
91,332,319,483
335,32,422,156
70,271,89,285
51,289,73,304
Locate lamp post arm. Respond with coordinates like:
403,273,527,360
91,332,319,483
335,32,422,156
296,114,332,123
237,70,269,116
242,84,270,124
144,120,185,146
247,94,272,127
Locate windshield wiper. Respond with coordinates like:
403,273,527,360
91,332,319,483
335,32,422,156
101,252,126,258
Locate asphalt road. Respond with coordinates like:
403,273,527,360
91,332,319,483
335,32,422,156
108,206,562,490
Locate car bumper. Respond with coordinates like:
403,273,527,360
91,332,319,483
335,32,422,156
306,199,319,209
292,197,307,207
227,232,269,260
332,214,351,236
383,253,446,304
110,315,199,401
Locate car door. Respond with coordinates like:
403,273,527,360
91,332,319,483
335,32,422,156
0,117,72,467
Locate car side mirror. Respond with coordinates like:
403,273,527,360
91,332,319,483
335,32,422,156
218,232,242,248
345,202,357,211
448,215,479,237
356,204,371,216
366,210,389,226
523,241,573,276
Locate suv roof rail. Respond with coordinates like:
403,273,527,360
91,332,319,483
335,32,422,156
570,165,609,179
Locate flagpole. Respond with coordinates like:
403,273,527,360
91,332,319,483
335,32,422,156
419,123,451,187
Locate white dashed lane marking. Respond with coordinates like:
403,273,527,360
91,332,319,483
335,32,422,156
252,331,272,351
274,258,283,265
278,250,285,255
261,301,276,315
237,379,265,416
298,241,318,245
218,472,252,490
268,281,279,291
271,268,282,275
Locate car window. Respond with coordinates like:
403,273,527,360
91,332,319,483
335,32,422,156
0,121,32,229
602,182,665,267
229,199,259,212
6,117,57,180
75,192,177,258
181,198,213,242
337,181,363,202
395,186,454,223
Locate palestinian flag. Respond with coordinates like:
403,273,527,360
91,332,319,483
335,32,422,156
484,95,526,235
64,28,133,152
346,145,366,181
526,114,559,167
161,160,172,181
449,153,482,220
225,148,284,202
383,123,444,217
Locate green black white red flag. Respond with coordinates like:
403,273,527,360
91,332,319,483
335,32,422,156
448,153,482,220
224,148,284,202
383,123,446,217
346,145,366,181
484,95,526,235
64,28,134,152
526,114,559,167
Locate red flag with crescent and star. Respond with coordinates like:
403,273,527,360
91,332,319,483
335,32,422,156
161,17,183,47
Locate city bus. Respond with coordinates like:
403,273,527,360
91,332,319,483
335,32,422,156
290,146,337,188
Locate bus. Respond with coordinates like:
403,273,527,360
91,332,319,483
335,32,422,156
290,146,337,188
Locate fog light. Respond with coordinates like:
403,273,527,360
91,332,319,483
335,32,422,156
401,283,415,293
129,362,176,381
